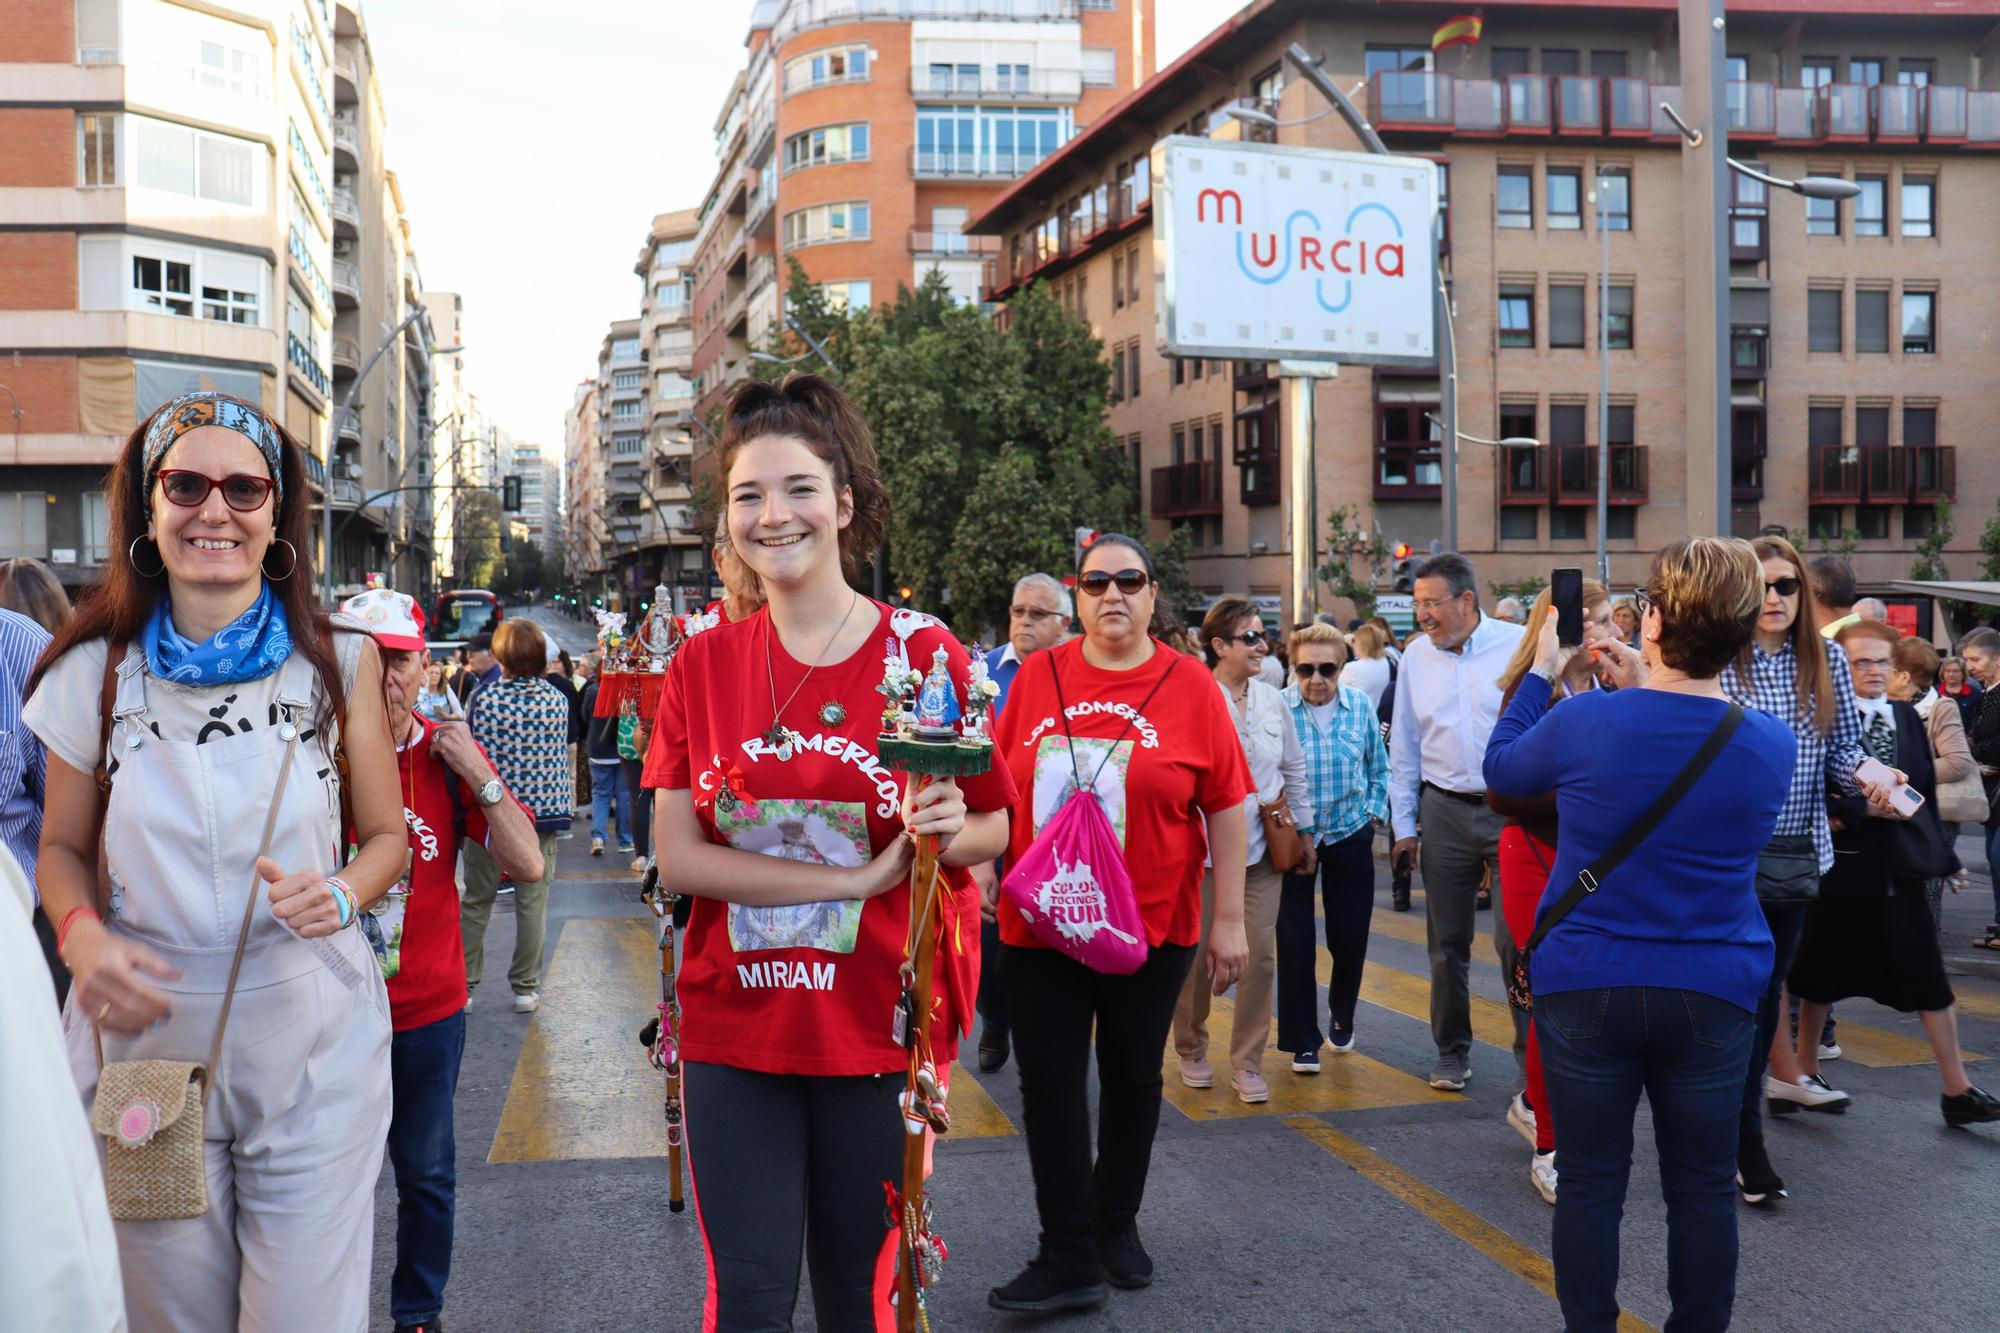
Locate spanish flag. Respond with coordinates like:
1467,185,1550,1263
1432,15,1484,52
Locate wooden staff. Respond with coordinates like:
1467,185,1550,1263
640,865,685,1213
878,737,992,1333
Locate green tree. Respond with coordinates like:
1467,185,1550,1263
1979,496,2000,581
1149,524,1199,635
455,489,502,589
1315,505,1388,619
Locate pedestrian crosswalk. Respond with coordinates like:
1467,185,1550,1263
488,904,1990,1162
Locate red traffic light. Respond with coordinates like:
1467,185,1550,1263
1391,543,1413,560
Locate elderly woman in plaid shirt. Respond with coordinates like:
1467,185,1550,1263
1273,622,1390,1071
1721,535,1906,1205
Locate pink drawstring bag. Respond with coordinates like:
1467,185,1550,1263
1001,653,1182,975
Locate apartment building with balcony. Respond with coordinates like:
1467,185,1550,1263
326,0,431,597
634,209,706,610
594,317,651,609
564,377,608,600
0,0,352,588
504,439,560,565
687,0,1155,426
973,0,2000,619
425,288,494,587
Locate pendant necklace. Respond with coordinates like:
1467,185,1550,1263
764,592,863,761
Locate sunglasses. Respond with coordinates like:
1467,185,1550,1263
1218,631,1266,648
1766,577,1802,598
156,469,275,512
1077,569,1149,597
1293,662,1341,678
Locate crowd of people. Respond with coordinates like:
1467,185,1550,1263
4,379,1998,1333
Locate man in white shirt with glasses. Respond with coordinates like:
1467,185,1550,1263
1388,553,1526,1092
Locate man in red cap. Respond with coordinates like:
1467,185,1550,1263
341,588,544,1333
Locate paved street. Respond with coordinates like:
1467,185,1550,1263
370,616,2000,1333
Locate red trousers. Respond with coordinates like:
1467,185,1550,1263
1498,824,1557,1153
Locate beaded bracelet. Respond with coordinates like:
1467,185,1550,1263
325,876,358,929
56,905,100,955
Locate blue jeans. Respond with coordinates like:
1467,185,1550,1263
388,1010,466,1326
589,761,629,847
1537,986,1753,1333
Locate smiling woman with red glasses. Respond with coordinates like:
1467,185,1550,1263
22,390,405,1330
987,533,1251,1314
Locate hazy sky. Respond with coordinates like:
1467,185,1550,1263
364,0,1227,452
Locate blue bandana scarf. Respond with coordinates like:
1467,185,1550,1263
142,584,294,685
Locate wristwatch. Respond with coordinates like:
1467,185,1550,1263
474,778,505,807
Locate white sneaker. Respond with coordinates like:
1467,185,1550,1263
1819,1043,1842,1062
1530,1151,1558,1205
1506,1093,1538,1146
513,991,540,1014
464,993,474,1013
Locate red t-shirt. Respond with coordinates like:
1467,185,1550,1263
992,639,1251,950
642,601,1019,1076
378,715,514,1033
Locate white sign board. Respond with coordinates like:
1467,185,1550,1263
1154,136,1437,366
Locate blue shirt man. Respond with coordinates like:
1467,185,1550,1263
0,608,52,892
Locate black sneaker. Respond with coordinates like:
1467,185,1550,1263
977,1024,1010,1073
1095,1221,1154,1290
1942,1085,2000,1128
988,1250,1110,1313
1391,879,1412,912
1736,1137,1787,1205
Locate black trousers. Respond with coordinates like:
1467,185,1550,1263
1004,940,1196,1262
33,903,71,1007
977,916,1008,1031
682,1061,902,1332
620,757,654,859
1275,826,1376,1053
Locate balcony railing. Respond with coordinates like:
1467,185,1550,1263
328,477,363,509
1816,84,1870,142
910,147,1046,179
330,335,359,374
1875,83,1922,141
1498,446,1546,502
1927,85,1968,143
1808,445,1956,502
331,185,359,234
1374,444,1442,500
1606,78,1651,136
1775,88,1814,141
287,333,328,397
1551,444,1649,503
1967,90,2000,145
331,115,357,161
1555,76,1602,135
909,67,1081,100
1370,71,1454,131
910,229,999,258
1150,460,1222,519
772,0,1078,45
1725,81,1775,138
1505,75,1552,132
1456,77,1505,134
747,171,777,232
1730,325,1769,378
1651,85,1682,139
330,258,359,307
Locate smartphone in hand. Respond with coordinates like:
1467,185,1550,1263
1551,568,1584,648
1856,756,1924,817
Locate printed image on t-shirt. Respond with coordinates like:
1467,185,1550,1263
713,797,869,953
1032,736,1132,848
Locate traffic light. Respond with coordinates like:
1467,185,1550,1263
502,475,522,513
1390,543,1421,593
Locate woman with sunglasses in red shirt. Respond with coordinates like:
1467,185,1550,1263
25,392,405,1330
987,534,1252,1314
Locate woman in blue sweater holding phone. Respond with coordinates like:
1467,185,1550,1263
1484,537,1796,1333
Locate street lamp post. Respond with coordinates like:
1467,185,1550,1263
322,307,456,606
1595,173,1612,588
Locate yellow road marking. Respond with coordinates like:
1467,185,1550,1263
1160,993,1448,1121
491,918,1014,1161
1285,1116,1659,1333
1343,954,1524,1053
1946,982,2000,1024
1365,900,1498,957
944,1062,1016,1138
491,917,665,1163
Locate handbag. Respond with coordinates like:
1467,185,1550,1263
88,663,303,1221
1754,836,1821,903
1259,798,1306,874
617,691,642,761
1508,704,1745,1013
1000,651,1180,975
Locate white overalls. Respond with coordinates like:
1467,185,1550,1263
62,649,391,1333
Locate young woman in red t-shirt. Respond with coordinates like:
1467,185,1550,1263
643,374,1016,1331
985,533,1253,1314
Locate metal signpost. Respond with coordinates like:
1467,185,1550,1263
1152,133,1438,620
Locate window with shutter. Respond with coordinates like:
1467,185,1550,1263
1856,290,1889,353
1549,284,1585,347
1808,289,1842,352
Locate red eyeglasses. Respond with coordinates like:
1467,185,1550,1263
156,470,275,512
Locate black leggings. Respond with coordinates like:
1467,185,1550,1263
683,1061,902,1332
1275,826,1376,1051
1004,941,1196,1262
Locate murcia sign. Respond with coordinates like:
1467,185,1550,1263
1153,136,1438,366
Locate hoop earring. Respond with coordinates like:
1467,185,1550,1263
127,536,166,579
262,539,298,582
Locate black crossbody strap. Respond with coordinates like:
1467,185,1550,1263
1524,702,1745,953
1047,644,1180,793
